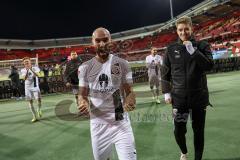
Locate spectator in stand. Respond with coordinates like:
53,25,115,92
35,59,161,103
42,64,50,94
51,64,56,76
55,64,61,75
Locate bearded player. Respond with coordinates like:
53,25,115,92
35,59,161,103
78,27,137,160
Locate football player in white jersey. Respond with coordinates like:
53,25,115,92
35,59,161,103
21,57,42,123
78,27,137,160
145,47,163,104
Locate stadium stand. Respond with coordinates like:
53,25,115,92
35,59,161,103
1,0,240,99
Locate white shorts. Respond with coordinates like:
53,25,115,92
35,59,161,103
25,87,41,100
91,120,137,160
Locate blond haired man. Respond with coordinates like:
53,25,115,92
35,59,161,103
161,16,213,160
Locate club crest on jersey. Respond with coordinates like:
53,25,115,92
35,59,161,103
111,63,120,75
174,50,181,59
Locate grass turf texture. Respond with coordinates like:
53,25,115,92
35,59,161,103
1,71,240,160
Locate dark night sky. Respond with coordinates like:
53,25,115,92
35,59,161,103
0,0,204,40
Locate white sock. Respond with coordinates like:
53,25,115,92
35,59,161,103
151,89,156,98
37,101,41,112
29,103,37,118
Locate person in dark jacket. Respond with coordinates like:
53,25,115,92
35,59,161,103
9,66,22,99
161,16,213,160
42,64,50,94
64,51,82,106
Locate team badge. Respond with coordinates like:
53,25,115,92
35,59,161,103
174,50,181,59
111,63,120,75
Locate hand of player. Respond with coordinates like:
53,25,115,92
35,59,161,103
183,41,195,55
66,82,71,87
124,92,136,112
164,93,172,104
165,98,172,104
78,99,89,115
155,61,160,65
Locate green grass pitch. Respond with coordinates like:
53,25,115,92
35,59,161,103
1,71,240,160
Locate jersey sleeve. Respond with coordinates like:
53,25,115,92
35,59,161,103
160,55,163,65
146,56,151,64
146,56,152,68
33,66,40,73
20,69,26,78
156,55,162,64
78,63,88,87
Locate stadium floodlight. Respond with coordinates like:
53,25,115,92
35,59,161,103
170,0,174,19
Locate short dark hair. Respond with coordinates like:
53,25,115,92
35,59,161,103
70,51,77,55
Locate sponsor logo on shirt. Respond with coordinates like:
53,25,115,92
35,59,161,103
99,74,109,88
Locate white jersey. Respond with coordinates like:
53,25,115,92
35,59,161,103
78,54,133,124
21,66,40,88
146,54,163,77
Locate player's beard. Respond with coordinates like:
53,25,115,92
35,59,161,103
96,47,109,60
71,57,78,62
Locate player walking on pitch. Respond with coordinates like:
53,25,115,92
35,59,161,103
78,27,137,160
21,57,42,123
146,47,163,103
